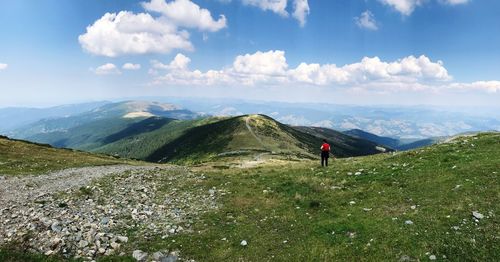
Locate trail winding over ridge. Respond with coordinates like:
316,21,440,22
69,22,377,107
245,115,266,149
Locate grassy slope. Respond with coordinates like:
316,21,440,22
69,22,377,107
1,133,498,261
148,132,498,261
26,117,147,150
93,117,223,160
296,126,391,156
0,136,127,175
146,115,325,164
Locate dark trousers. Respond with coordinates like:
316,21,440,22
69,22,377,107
321,151,329,167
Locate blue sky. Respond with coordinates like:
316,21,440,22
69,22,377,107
0,0,499,107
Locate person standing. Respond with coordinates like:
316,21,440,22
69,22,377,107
320,139,331,167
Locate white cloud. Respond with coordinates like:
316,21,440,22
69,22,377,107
0,63,7,70
79,11,193,57
378,0,424,16
93,63,121,75
142,0,227,32
233,50,288,76
441,0,469,5
149,50,459,90
122,63,141,70
447,81,500,93
148,51,500,94
355,11,378,30
79,0,227,57
242,0,289,17
379,0,469,15
242,0,310,26
292,0,310,27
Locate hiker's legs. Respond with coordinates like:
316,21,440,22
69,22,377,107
325,156,328,167
321,155,325,166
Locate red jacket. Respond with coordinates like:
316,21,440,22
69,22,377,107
321,143,330,152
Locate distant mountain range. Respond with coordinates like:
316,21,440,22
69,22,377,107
145,97,499,139
2,99,498,163
1,101,396,163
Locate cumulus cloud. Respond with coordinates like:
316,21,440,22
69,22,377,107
292,0,310,27
441,0,469,5
0,63,7,70
355,11,378,30
93,63,121,75
378,0,424,16
79,0,226,57
379,0,468,16
79,11,193,57
242,0,309,26
122,63,141,70
142,0,227,32
447,81,500,93
148,50,462,90
242,0,289,17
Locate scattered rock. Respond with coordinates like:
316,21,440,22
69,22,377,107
429,254,436,260
117,236,129,243
133,250,148,261
152,251,165,261
161,254,178,262
240,240,248,246
0,165,218,261
472,211,484,220
405,220,414,225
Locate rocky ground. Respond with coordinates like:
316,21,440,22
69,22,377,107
0,165,221,261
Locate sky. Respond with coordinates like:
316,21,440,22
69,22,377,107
0,0,499,107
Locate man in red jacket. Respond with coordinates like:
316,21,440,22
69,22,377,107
320,139,331,167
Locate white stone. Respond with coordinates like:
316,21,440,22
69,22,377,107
472,211,484,219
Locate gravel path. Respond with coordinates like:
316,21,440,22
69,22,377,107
0,165,158,206
0,164,221,261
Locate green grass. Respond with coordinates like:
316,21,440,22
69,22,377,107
1,132,498,261
0,136,129,175
134,132,499,261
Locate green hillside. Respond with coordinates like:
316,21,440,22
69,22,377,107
27,117,151,150
146,115,391,164
0,136,125,175
92,117,222,160
295,126,391,156
12,101,200,139
157,132,499,261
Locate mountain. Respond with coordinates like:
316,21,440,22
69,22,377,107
0,135,123,175
146,115,391,163
0,101,108,132
9,101,201,139
343,129,400,149
7,104,392,164
143,97,500,139
293,126,391,155
343,129,450,151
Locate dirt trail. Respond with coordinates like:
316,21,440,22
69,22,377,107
245,115,267,149
0,165,161,206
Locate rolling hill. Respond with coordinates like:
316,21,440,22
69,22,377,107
10,101,201,139
147,115,391,163
0,135,125,175
6,105,392,164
